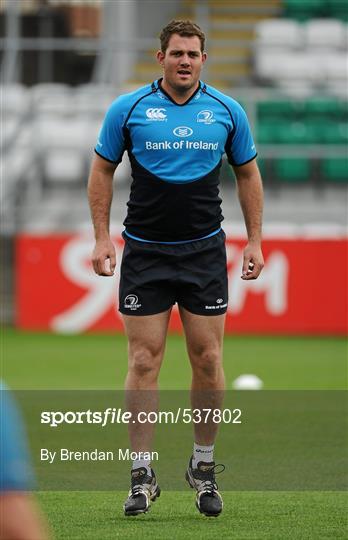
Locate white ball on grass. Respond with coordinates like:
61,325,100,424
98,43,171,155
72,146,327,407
232,374,263,390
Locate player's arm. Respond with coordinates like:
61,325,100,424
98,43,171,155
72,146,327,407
0,493,50,540
233,158,264,280
87,154,117,276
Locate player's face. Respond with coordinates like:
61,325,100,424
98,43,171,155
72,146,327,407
157,34,207,93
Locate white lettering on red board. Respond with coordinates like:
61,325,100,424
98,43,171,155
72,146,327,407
51,236,118,333
226,245,289,315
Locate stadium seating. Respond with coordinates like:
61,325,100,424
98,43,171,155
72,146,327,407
255,48,348,87
33,117,89,185
258,99,304,118
254,16,348,90
257,97,348,145
321,158,348,182
284,0,348,21
305,18,347,47
323,122,348,144
256,121,281,144
304,97,344,116
325,51,348,81
280,122,317,144
328,0,348,22
0,82,132,203
257,121,316,144
255,19,303,47
74,84,118,116
274,157,312,183
255,88,348,185
0,4,346,243
1,83,30,116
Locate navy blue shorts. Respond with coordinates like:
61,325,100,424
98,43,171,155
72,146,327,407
119,230,228,316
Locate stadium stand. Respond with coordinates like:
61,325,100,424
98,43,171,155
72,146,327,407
0,0,347,328
252,4,347,186
254,18,348,88
0,0,347,237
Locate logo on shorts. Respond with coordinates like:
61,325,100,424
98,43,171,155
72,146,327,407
124,294,142,311
146,108,167,121
205,298,227,310
197,110,215,124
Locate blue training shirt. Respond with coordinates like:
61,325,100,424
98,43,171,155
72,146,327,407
95,78,257,243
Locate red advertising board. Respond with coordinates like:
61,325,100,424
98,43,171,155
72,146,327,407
16,232,347,335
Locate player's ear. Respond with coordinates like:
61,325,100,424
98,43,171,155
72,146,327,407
156,50,165,65
202,52,207,64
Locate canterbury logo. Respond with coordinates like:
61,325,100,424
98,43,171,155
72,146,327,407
146,108,167,120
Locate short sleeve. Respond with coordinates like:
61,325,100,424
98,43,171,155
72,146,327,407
94,98,127,164
226,103,257,166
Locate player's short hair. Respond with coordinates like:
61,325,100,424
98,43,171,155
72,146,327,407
159,20,205,53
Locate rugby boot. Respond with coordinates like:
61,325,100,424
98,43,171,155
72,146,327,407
124,467,160,516
185,456,225,517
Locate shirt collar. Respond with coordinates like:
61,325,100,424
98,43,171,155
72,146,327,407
152,78,206,105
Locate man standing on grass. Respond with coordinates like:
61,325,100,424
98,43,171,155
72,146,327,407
88,19,264,517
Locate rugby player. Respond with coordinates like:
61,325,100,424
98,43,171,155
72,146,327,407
88,20,264,517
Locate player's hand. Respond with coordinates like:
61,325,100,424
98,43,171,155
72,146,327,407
92,238,116,276
241,242,264,280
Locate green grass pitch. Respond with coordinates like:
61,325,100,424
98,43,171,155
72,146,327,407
2,329,347,539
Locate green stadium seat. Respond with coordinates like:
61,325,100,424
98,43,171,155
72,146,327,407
258,121,320,144
328,0,348,21
257,100,303,121
284,0,326,20
274,158,311,183
339,100,348,119
321,158,348,182
323,123,348,144
304,98,342,118
256,122,281,144
277,122,316,144
302,120,348,145
257,118,347,145
305,119,333,143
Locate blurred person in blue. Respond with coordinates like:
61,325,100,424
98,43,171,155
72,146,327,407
0,382,50,540
88,19,264,517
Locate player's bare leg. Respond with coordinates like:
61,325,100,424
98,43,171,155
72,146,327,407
180,308,225,443
123,309,171,452
122,309,171,515
180,307,226,516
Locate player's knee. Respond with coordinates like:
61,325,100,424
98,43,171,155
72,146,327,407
193,349,222,380
129,347,160,379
